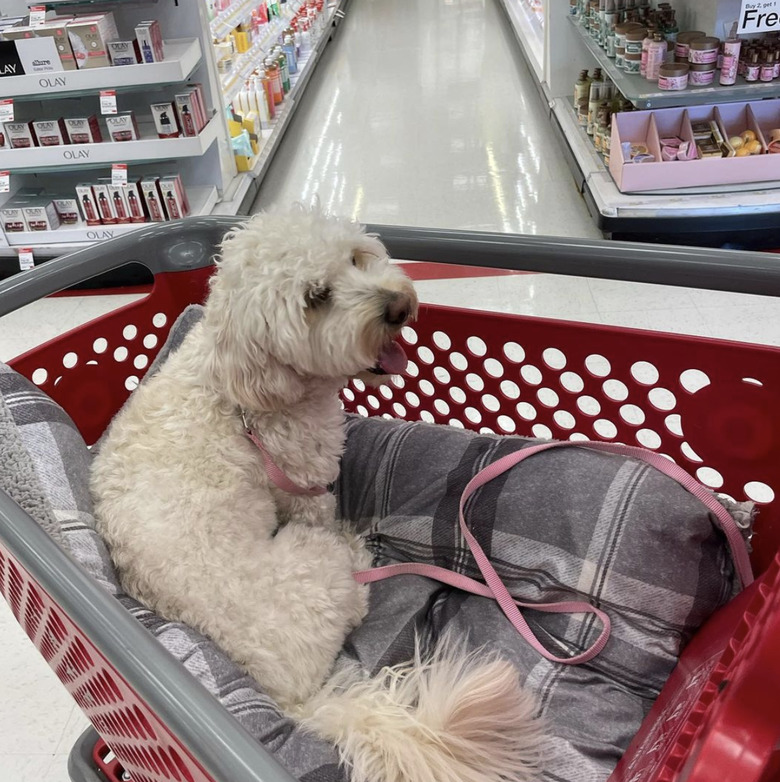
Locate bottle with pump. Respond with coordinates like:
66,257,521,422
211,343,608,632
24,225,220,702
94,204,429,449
166,191,180,220
82,193,97,223
97,191,114,223
180,104,196,136
112,191,127,222
127,189,143,222
574,69,590,105
586,67,603,136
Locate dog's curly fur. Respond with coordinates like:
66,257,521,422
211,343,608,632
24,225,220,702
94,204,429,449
91,207,543,782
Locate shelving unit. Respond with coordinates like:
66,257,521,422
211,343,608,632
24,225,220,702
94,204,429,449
504,0,780,240
1,39,203,100
569,17,780,109
499,0,545,81
214,0,346,215
0,117,220,172
0,186,219,254
0,0,348,266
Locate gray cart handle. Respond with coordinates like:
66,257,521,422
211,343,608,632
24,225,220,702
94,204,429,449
2,218,780,321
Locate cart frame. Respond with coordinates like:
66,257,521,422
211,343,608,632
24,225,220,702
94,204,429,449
0,218,778,782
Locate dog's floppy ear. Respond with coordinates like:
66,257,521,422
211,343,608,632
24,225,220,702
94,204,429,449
200,263,308,411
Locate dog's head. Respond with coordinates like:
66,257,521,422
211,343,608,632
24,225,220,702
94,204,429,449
203,207,418,410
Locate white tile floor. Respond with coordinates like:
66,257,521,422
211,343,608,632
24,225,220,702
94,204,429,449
2,1,780,780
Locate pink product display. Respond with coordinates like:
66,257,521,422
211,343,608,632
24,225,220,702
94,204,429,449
609,100,780,193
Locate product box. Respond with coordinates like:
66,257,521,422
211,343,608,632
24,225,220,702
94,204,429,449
75,183,100,225
91,181,117,224
609,100,780,193
158,173,189,219
32,18,76,71
189,83,208,130
125,180,146,223
64,115,102,144
51,195,81,225
174,93,198,137
139,176,166,221
4,121,37,148
135,20,164,63
105,181,131,224
150,102,180,139
0,39,25,77
107,39,140,66
104,111,139,142
0,200,31,232
22,200,60,231
67,13,118,69
14,36,62,72
32,117,68,146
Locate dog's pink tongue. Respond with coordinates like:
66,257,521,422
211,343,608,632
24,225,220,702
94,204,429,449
378,341,408,375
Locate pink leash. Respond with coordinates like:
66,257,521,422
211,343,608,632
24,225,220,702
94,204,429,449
354,439,754,665
242,413,328,497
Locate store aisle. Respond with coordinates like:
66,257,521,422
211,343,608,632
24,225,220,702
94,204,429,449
254,0,600,238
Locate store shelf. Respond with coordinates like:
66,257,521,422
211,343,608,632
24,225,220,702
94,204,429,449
0,115,220,173
569,17,780,109
551,96,780,224
0,186,219,257
499,0,544,81
0,39,202,100
214,2,341,215
221,19,288,105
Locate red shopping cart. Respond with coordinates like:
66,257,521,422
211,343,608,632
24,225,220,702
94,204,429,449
0,218,778,782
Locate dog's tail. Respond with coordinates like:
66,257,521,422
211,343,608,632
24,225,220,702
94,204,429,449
300,634,544,782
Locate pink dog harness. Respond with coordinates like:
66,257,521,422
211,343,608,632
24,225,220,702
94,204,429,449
242,412,328,497
354,439,754,665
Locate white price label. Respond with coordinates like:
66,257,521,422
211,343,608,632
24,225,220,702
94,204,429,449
28,5,46,27
0,171,8,193
18,248,34,271
100,90,117,115
112,163,128,187
0,99,14,123
738,1,780,33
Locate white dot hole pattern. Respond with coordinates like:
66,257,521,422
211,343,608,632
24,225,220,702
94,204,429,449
542,347,566,370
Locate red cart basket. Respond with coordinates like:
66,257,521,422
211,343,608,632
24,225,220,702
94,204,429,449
0,218,778,782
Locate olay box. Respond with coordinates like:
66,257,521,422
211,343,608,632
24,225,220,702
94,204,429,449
4,121,37,148
32,117,68,146
22,200,60,231
67,13,118,69
75,183,100,225
0,200,32,232
174,85,207,135
0,40,25,77
609,101,780,193
150,102,180,138
64,115,102,144
92,181,117,223
135,20,164,63
107,39,140,66
105,111,139,142
33,18,76,71
51,195,81,225
158,174,189,219
139,176,166,221
125,180,146,223
104,180,132,224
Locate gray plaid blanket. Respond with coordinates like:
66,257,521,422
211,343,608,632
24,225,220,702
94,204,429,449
0,307,746,782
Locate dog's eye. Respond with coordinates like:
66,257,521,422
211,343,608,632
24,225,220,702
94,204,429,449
306,286,332,307
351,254,358,267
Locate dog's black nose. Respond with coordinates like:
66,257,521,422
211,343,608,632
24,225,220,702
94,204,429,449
384,293,412,326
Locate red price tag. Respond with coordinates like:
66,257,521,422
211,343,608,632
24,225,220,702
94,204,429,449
18,248,34,271
0,99,14,124
112,163,128,187
100,90,117,115
29,6,46,27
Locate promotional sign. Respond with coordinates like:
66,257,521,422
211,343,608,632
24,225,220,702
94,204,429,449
738,1,780,34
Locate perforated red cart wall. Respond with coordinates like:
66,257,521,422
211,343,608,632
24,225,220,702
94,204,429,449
0,219,778,782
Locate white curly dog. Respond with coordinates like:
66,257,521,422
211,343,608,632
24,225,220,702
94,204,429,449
91,207,541,782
